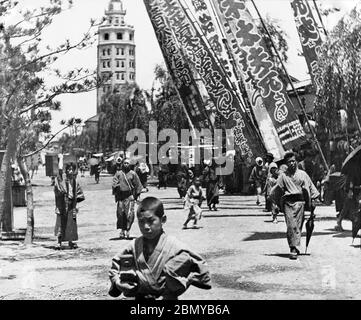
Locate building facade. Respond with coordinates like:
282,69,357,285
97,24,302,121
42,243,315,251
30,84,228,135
96,0,136,113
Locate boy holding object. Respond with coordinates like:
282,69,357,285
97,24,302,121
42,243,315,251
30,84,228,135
108,197,211,300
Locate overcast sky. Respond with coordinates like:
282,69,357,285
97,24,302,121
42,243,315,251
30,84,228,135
7,0,359,133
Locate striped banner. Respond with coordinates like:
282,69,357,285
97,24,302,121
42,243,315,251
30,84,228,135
144,0,267,165
189,0,243,99
207,0,285,160
143,1,211,129
212,0,307,150
290,0,323,91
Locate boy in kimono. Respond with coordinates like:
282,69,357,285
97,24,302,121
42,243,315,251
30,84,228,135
108,197,212,300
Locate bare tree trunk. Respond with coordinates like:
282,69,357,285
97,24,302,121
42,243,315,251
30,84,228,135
17,157,34,244
0,124,18,229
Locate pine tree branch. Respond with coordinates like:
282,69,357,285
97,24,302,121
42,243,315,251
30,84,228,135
21,124,72,158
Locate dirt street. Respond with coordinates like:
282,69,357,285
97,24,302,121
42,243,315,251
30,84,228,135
1,168,361,300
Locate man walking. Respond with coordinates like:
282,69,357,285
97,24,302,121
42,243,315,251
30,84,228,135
272,152,319,260
112,158,143,239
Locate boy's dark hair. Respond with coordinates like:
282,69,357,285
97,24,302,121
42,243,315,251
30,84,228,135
137,197,164,218
284,151,295,162
65,162,77,173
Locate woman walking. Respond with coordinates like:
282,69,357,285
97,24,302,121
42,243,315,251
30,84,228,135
54,163,85,250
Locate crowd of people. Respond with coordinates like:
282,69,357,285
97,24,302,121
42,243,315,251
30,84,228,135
49,146,361,299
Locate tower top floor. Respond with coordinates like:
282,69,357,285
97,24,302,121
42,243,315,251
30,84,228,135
101,0,134,29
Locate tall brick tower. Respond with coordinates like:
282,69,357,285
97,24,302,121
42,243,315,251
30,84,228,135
96,0,136,113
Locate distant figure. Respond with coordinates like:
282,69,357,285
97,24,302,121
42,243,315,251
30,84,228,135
264,153,275,212
202,160,219,211
336,166,361,232
136,162,150,192
53,163,85,250
158,160,169,189
79,161,86,177
264,162,279,223
94,163,101,184
12,165,24,186
183,177,205,229
176,163,189,200
108,197,211,300
249,157,267,206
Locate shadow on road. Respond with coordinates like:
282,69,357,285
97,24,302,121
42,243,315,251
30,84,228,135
109,237,136,241
243,230,338,241
203,213,275,218
264,253,311,259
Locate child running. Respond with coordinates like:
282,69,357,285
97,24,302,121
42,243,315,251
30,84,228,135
108,197,211,300
183,177,205,229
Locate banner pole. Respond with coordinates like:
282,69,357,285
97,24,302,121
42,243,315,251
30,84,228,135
179,0,266,149
178,0,246,112
251,0,329,171
312,0,328,37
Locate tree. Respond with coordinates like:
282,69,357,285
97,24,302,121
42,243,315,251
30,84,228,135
256,15,289,85
0,0,100,243
149,64,190,135
315,8,361,140
97,83,149,153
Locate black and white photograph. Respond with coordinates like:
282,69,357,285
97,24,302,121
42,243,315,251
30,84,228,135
1,0,361,304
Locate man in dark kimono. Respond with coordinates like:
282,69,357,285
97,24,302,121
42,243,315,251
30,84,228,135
158,160,169,189
337,164,361,232
54,163,85,250
271,152,319,260
113,158,143,239
202,160,219,211
176,163,189,200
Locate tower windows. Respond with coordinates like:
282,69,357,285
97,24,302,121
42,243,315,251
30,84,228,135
129,33,133,41
116,60,120,68
102,49,106,56
121,61,125,68
121,73,125,80
121,48,124,55
104,33,109,40
116,48,119,55
107,48,111,55
117,33,123,40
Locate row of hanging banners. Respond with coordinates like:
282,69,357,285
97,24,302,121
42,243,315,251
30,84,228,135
144,0,324,166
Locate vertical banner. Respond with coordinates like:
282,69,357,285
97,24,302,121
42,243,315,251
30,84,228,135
144,0,267,165
143,0,211,129
290,0,323,91
189,0,242,97
212,0,307,150
204,0,285,160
